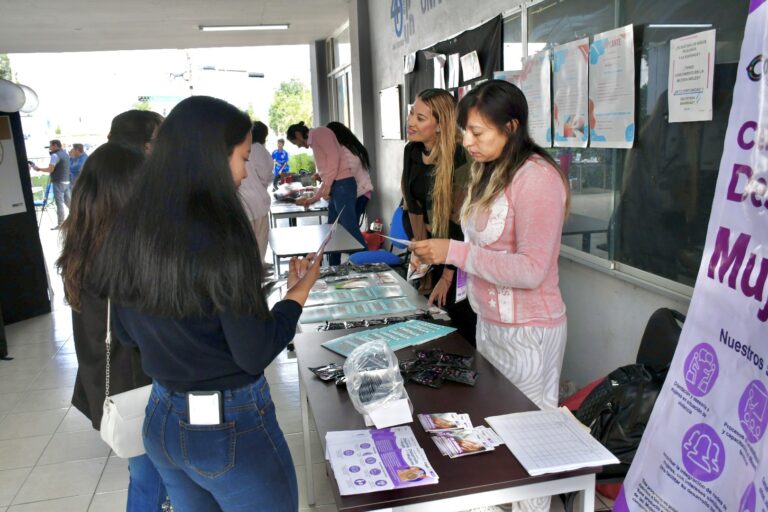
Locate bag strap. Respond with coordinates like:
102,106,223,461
105,298,112,399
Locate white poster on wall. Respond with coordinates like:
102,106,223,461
520,50,552,147
553,38,589,147
448,53,461,88
588,25,635,148
460,51,482,82
668,29,716,123
0,116,26,217
615,2,768,510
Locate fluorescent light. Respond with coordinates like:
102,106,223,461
647,24,713,29
199,24,289,32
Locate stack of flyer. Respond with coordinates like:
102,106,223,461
418,413,503,458
325,426,439,495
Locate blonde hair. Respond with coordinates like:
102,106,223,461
417,89,461,238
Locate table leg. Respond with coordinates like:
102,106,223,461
300,377,315,506
582,233,591,253
573,482,596,512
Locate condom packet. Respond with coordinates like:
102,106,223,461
440,367,479,386
308,363,345,382
408,368,445,388
413,348,444,365
436,353,475,370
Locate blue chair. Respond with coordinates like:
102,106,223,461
33,181,54,227
349,206,409,266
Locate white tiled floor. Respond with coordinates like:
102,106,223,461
0,210,614,511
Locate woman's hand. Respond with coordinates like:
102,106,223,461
410,239,450,265
295,197,311,208
428,269,453,307
285,252,323,305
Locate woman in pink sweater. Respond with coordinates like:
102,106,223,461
411,80,570,410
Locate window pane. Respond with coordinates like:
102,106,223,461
503,13,523,71
333,27,351,69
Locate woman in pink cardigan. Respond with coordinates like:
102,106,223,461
411,80,570,410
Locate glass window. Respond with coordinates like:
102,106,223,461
333,27,351,69
502,12,523,71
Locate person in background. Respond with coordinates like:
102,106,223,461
239,121,275,271
326,121,374,225
411,80,570,512
31,139,70,229
108,109,164,155
401,88,477,345
56,143,168,511
271,138,290,191
68,143,88,186
287,120,368,265
91,96,321,511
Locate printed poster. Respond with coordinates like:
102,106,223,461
616,3,768,510
460,51,482,82
0,116,26,217
668,29,716,123
553,38,589,147
588,25,635,148
520,50,552,147
448,53,460,88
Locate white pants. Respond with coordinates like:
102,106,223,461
476,318,568,512
250,215,270,266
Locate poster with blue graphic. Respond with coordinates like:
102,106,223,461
553,38,589,148
520,50,552,147
588,25,635,148
615,2,768,510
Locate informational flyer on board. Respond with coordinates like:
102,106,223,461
520,50,552,147
553,38,589,147
615,3,768,510
588,25,635,148
668,29,716,123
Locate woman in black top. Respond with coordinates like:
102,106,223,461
402,88,477,345
91,96,321,512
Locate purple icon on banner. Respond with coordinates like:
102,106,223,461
683,343,719,397
739,483,756,512
354,479,366,486
360,443,371,449
375,480,388,487
739,380,768,443
365,457,377,464
349,466,360,473
370,468,382,475
681,423,725,482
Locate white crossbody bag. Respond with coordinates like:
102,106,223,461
99,299,152,459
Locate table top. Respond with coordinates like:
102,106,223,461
268,223,365,257
294,330,600,511
270,198,329,215
563,213,609,235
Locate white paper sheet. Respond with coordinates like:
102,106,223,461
552,39,590,148
668,29,716,123
520,50,552,147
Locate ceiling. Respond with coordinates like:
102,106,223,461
0,0,351,53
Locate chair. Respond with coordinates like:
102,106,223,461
33,180,54,227
348,206,409,267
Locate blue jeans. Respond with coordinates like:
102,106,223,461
127,454,168,511
327,177,367,265
355,195,369,226
52,181,70,226
143,377,297,512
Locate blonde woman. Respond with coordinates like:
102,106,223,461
402,88,476,345
411,79,570,512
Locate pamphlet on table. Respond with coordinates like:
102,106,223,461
321,320,456,357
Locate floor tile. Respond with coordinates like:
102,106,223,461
0,436,51,471
94,456,128,494
38,430,110,466
285,430,324,466
5,342,63,361
0,373,39,394
276,404,315,435
56,408,93,434
296,462,337,508
0,409,67,441
88,490,127,512
7,495,91,511
0,467,33,507
10,389,72,414
0,394,22,417
12,458,106,505
26,368,77,392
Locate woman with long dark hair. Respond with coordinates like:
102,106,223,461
401,88,477,344
91,96,321,511
56,143,168,511
325,121,374,224
411,81,570,512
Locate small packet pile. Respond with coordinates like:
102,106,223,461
417,412,504,458
418,413,472,432
308,363,346,386
400,349,478,388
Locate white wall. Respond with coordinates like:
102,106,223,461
358,0,692,387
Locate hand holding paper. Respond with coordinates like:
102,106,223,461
410,239,450,265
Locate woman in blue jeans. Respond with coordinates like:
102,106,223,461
56,142,168,511
91,96,322,511
287,121,368,265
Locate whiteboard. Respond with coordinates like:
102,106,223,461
379,85,402,140
0,116,26,217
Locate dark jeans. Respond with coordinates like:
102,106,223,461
327,177,367,265
127,454,168,511
355,195,369,227
143,377,297,512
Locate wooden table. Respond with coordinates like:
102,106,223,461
269,199,329,228
562,213,609,253
294,330,598,511
268,223,365,270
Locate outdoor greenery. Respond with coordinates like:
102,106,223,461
132,98,152,111
0,54,11,80
268,79,312,136
288,153,315,173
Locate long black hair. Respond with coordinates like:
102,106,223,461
90,96,268,318
286,121,309,143
326,121,371,170
56,143,145,311
457,80,570,219
108,110,164,151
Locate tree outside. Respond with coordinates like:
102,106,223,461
0,54,12,81
268,78,312,136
